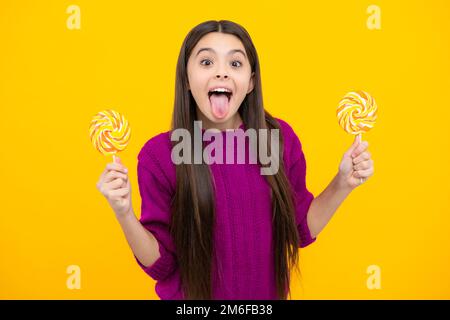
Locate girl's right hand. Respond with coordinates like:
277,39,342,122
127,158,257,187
96,157,133,218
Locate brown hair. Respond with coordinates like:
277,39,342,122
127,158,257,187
170,20,300,299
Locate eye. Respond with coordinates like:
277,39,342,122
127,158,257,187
231,60,242,68
200,59,212,66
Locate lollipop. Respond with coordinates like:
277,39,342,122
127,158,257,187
337,91,377,183
337,91,377,136
89,109,131,163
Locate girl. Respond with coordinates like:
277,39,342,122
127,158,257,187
96,20,374,300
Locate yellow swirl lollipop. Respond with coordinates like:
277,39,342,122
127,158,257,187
89,109,131,162
337,91,377,184
337,91,377,136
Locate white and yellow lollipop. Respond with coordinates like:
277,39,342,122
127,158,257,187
337,91,377,183
337,90,377,137
89,109,131,163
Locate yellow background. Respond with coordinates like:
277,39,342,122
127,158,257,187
1,0,449,299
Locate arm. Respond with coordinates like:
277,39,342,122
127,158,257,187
133,148,179,281
97,158,161,269
307,135,374,239
116,209,161,268
306,173,353,239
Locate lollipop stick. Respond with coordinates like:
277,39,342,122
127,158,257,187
113,154,117,164
357,133,363,185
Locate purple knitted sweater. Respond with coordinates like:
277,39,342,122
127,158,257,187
134,118,316,299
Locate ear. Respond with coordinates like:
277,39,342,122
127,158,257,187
246,72,255,94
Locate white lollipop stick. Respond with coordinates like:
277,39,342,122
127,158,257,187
356,133,364,185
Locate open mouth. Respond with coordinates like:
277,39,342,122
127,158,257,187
208,88,233,119
208,90,232,101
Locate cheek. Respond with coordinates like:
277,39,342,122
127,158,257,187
235,73,252,94
188,70,209,93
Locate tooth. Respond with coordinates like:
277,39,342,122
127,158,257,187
210,88,231,93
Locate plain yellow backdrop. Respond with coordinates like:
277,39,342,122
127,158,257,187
1,0,449,299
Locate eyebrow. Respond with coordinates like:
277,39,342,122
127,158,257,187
195,47,247,59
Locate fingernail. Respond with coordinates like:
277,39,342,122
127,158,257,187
124,168,128,173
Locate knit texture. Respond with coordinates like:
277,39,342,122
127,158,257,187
134,118,316,299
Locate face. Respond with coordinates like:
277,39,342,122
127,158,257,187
187,32,255,130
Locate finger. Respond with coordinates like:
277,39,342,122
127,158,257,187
353,159,373,171
105,178,126,191
353,151,371,164
351,140,369,158
104,170,128,183
109,187,130,199
97,170,107,189
106,162,128,174
353,167,374,179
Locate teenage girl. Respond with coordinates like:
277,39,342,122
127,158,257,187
96,20,374,300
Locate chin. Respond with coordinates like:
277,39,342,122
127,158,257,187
206,113,231,123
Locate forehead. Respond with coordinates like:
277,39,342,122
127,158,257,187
193,32,246,56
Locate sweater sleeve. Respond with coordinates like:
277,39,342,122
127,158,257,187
279,119,317,248
134,146,178,281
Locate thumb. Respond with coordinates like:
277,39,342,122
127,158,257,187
113,155,122,164
344,134,361,157
115,156,128,172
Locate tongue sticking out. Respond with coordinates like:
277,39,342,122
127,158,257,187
209,93,230,119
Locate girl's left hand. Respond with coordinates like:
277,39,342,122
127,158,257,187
338,135,374,190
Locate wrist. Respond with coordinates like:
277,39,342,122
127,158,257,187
335,172,355,193
115,208,135,223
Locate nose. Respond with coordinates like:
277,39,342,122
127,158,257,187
215,62,229,79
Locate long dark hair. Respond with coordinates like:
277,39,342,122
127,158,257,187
170,20,300,299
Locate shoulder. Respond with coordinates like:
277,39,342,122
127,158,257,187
273,117,297,142
138,131,172,163
274,118,295,138
272,117,305,149
137,131,176,191
271,117,307,168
